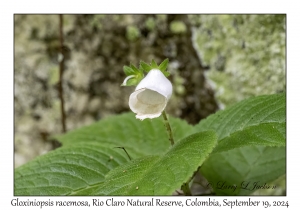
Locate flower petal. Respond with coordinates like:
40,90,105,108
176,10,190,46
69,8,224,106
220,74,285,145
128,69,173,120
135,69,172,99
129,88,167,120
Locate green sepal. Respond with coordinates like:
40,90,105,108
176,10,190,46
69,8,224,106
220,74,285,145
122,63,144,86
140,58,171,77
123,59,171,87
161,71,170,77
140,61,152,73
158,58,170,77
123,65,135,76
121,74,144,86
158,58,169,72
130,63,142,73
151,59,159,68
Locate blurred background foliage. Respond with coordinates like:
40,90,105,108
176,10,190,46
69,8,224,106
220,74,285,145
14,14,285,174
192,15,286,107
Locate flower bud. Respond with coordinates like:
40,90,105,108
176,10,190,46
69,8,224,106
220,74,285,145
129,69,172,120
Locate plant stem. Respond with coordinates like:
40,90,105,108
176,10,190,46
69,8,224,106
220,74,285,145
58,14,66,133
181,166,201,195
162,110,174,146
115,147,132,161
181,182,192,196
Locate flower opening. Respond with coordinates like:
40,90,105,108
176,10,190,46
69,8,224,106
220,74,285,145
129,69,172,120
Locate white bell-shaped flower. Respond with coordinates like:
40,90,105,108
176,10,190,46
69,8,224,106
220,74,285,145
129,69,172,120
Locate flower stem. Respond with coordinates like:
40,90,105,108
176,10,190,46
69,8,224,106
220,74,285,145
162,110,174,146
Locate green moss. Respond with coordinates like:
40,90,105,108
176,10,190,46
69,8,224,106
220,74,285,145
194,15,286,107
156,14,167,20
126,25,140,41
145,17,155,31
90,15,105,29
48,66,59,85
170,20,187,34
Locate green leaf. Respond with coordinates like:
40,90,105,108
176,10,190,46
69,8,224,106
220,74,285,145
213,122,285,153
58,113,195,157
140,61,152,73
14,142,129,195
201,146,285,196
15,113,195,195
195,93,286,142
92,131,217,195
158,58,169,72
195,93,286,195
